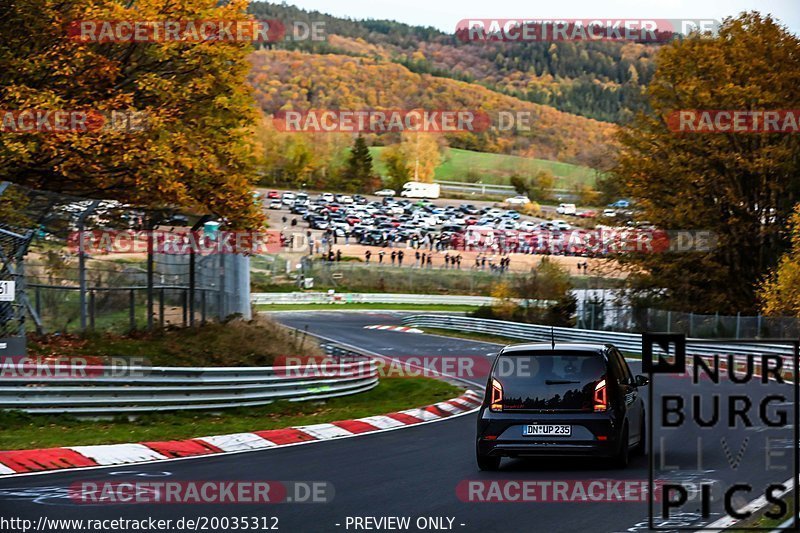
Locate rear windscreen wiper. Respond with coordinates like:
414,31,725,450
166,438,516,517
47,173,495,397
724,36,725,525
544,379,581,385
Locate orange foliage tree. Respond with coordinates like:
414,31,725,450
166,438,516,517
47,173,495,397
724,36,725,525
0,0,264,228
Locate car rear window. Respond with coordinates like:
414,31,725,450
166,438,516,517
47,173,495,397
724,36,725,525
492,352,608,412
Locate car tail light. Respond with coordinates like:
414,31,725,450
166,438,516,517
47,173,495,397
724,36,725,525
490,379,503,412
594,379,608,412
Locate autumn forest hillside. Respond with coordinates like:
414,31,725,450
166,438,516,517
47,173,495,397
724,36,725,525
244,2,666,188
248,2,660,124
249,50,616,167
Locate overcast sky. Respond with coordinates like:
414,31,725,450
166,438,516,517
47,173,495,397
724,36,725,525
286,0,800,35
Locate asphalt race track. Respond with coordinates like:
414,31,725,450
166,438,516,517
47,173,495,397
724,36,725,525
0,311,794,533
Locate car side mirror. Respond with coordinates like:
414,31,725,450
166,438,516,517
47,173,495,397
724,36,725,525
634,375,649,387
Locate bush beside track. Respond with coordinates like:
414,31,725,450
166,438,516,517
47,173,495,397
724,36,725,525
26,315,324,367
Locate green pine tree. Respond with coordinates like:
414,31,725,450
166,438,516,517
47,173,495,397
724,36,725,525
341,135,375,192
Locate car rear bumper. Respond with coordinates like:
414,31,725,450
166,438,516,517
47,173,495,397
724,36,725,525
477,439,617,458
477,411,623,458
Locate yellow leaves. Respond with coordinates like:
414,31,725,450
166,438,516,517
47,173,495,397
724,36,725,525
612,13,800,313
1,0,266,230
761,206,800,317
490,281,518,321
398,131,441,183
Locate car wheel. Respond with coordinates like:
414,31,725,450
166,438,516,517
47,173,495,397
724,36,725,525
476,452,501,471
613,425,630,468
632,416,646,456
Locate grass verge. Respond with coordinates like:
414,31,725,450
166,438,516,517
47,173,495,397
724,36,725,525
0,377,463,450
257,303,479,312
729,495,795,531
421,327,511,345
369,147,597,188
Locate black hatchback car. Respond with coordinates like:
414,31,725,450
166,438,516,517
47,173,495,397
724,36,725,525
476,343,648,470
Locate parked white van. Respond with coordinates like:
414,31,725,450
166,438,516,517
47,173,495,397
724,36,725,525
400,182,441,199
556,203,577,215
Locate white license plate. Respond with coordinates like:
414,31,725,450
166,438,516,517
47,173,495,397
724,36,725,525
523,424,571,437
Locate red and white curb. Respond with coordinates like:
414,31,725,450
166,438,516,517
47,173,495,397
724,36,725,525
0,390,482,477
364,325,423,333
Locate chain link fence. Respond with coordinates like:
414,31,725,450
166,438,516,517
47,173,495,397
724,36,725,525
0,182,251,348
576,297,800,339
251,254,529,295
0,189,29,352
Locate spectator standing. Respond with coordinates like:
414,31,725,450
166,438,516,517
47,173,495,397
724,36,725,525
398,249,405,266
391,250,397,266
426,254,433,269
378,250,385,264
336,249,342,262
365,250,371,264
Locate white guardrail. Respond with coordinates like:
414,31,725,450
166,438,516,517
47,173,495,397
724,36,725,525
435,180,577,200
435,180,515,196
252,292,500,306
401,314,799,360
0,349,378,415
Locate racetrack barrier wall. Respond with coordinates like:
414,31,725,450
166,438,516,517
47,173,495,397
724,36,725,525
0,352,378,415
401,314,798,361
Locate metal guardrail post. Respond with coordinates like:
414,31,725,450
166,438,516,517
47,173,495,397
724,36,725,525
189,254,196,327
182,289,188,327
736,312,741,339
218,255,225,321
77,200,100,333
129,289,136,331
146,236,154,330
89,290,95,331
159,288,165,328
188,215,211,328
